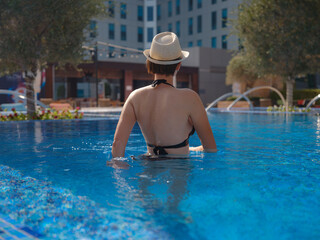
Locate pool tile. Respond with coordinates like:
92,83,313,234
19,227,42,238
0,217,39,240
0,233,16,240
6,229,27,239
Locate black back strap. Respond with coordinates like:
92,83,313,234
147,127,195,155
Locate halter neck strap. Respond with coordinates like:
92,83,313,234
151,79,174,88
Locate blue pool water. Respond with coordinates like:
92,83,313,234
0,112,319,239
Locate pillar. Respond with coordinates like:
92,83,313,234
124,70,133,100
191,72,199,93
45,65,53,98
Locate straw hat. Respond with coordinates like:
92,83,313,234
143,32,189,65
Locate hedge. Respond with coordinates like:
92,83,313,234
270,89,320,104
225,89,320,105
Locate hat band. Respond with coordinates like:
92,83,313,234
149,55,182,62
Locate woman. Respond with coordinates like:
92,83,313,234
112,32,217,158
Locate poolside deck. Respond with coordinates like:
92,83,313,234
81,107,122,118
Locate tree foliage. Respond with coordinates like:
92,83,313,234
234,0,320,107
0,0,107,116
226,54,258,85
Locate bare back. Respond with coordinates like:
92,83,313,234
112,81,216,157
131,84,194,155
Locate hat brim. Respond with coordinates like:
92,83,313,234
143,49,189,65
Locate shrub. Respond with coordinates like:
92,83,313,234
267,105,311,113
270,89,320,105
292,89,320,101
0,108,83,121
226,96,238,101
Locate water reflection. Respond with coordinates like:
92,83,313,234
316,117,320,147
137,159,192,216
34,121,43,144
110,158,193,237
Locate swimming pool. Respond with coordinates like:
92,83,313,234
0,112,319,239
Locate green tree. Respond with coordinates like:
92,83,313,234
0,0,107,117
234,0,320,108
226,54,258,86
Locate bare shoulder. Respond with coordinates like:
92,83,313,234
177,88,202,103
177,88,198,96
127,85,152,101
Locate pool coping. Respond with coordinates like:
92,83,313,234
208,107,320,115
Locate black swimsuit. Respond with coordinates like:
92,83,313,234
147,79,195,155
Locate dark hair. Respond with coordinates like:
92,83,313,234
146,60,179,76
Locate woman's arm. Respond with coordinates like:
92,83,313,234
188,91,217,152
112,96,137,157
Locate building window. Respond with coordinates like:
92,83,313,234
119,49,125,58
109,23,115,40
176,21,180,37
121,25,126,41
197,40,202,46
120,3,126,19
89,20,96,38
168,23,172,32
147,28,154,42
176,0,180,15
211,37,216,48
90,20,96,30
222,8,228,28
188,41,193,47
188,17,193,35
108,1,114,17
197,15,202,33
189,0,193,11
120,49,127,57
197,0,202,8
238,38,244,50
212,0,216,4
168,1,172,17
147,6,153,21
157,5,161,20
212,11,217,30
222,35,227,49
109,47,115,58
137,6,143,21
157,26,161,33
137,27,143,42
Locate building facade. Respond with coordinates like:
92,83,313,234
44,0,242,106
91,0,241,58
2,1,320,106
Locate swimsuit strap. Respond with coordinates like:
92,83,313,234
147,127,196,155
189,126,195,137
148,145,169,155
151,79,174,88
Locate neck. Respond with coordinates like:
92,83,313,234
154,74,173,85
